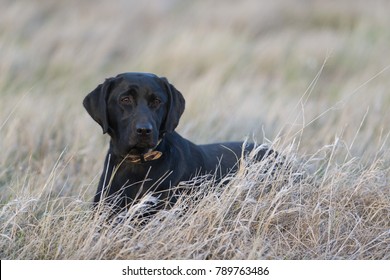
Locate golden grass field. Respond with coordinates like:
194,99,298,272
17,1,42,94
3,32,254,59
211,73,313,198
0,0,389,259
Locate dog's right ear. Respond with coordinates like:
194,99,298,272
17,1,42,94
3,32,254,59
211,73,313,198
83,78,114,134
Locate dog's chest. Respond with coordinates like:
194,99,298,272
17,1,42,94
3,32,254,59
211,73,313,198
112,162,173,199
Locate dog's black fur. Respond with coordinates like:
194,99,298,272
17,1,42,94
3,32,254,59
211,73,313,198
83,72,272,213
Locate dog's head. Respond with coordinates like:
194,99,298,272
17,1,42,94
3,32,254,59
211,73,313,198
83,72,185,157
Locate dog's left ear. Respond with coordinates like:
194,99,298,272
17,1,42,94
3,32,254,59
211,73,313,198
83,78,114,134
159,77,185,135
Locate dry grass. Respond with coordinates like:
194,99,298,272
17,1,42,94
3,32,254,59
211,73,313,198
0,0,389,259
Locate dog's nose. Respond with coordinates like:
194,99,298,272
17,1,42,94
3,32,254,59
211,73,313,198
136,123,153,136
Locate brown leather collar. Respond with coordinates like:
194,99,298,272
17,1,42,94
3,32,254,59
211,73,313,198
124,139,163,164
125,150,162,163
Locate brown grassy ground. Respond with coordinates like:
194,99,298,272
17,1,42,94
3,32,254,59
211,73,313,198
0,0,389,259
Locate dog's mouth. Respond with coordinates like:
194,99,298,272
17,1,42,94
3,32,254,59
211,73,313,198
119,137,163,160
127,140,161,156
128,146,152,156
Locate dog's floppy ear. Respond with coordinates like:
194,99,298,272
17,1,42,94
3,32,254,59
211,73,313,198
159,77,185,135
83,78,114,134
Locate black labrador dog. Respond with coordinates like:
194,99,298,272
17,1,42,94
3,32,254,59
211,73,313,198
83,72,272,213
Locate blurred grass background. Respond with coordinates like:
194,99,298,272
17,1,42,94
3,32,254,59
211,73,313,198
0,0,389,259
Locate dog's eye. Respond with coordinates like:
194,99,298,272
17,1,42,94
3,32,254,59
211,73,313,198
150,98,162,108
120,96,133,105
